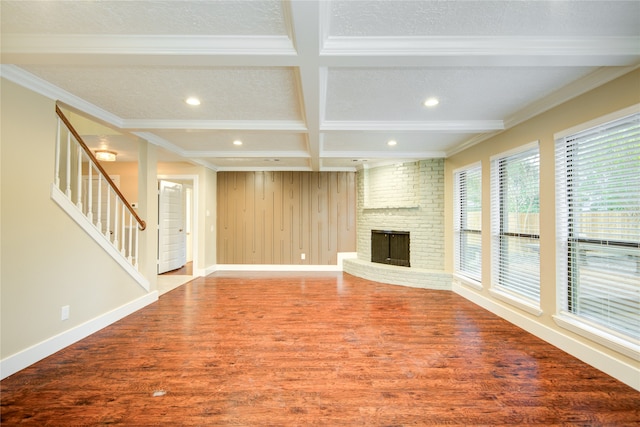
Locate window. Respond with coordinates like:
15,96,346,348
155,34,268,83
556,108,639,345
491,142,540,308
454,163,482,282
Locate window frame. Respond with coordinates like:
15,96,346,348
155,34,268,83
554,104,640,360
453,162,482,287
490,141,542,316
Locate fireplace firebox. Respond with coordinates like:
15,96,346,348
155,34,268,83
371,230,410,267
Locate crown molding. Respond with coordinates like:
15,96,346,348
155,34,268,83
134,131,221,171
503,65,640,129
445,132,501,158
321,120,503,132
446,64,640,157
186,158,220,172
0,64,124,127
132,131,188,157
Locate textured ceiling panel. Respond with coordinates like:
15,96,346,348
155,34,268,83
1,0,287,36
23,66,302,121
153,131,308,152
329,0,640,37
324,67,595,121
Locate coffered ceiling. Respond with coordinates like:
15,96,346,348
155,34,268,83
2,1,639,171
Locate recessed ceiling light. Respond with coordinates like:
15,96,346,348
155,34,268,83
424,97,439,107
185,97,201,106
233,140,243,146
387,140,397,146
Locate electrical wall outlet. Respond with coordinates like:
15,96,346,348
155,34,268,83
61,305,70,321
301,253,306,260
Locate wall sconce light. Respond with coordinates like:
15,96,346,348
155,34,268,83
95,150,117,162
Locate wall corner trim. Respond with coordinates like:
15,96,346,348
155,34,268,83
0,291,158,381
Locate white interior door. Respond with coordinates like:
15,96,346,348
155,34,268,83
158,180,186,274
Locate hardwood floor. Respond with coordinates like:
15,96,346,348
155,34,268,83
2,272,639,425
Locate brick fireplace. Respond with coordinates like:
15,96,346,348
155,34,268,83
343,160,451,290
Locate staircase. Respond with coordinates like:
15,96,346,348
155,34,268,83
50,104,149,290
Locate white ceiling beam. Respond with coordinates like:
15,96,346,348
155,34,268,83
289,0,321,171
321,120,504,133
121,120,308,132
7,35,636,68
323,36,640,56
0,34,300,67
321,36,640,67
184,151,310,158
1,34,297,55
321,150,446,159
319,55,640,68
215,166,313,172
0,53,302,68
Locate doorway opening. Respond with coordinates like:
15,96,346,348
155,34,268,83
157,175,198,295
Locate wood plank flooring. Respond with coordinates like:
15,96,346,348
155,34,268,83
2,272,639,426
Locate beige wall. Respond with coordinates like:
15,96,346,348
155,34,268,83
100,162,139,204
1,78,147,359
444,69,640,374
217,171,356,265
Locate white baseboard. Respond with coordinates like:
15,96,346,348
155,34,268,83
215,264,343,272
0,291,158,380
204,264,217,276
214,252,358,273
453,283,640,391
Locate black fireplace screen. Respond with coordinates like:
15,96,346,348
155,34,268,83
371,230,410,267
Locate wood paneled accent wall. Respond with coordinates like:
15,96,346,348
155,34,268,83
217,171,356,265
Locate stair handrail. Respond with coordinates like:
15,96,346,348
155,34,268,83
55,104,146,230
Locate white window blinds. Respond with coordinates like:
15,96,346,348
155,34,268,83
556,111,640,341
454,164,482,282
491,143,540,304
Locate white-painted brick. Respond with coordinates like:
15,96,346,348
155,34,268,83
343,259,451,290
349,159,449,288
